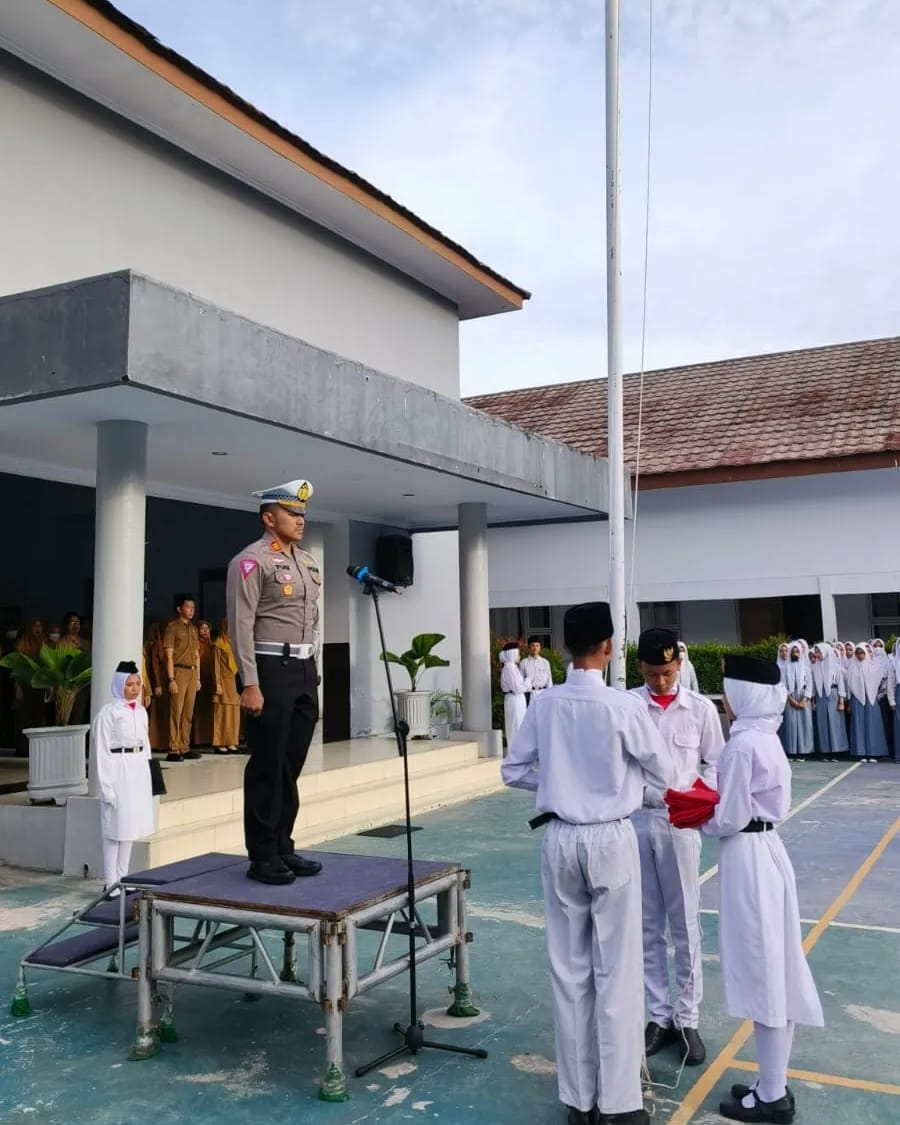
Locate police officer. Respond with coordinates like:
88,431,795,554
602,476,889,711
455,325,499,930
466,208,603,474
630,627,724,1066
226,479,323,886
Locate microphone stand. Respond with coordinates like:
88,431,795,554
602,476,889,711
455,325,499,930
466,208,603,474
353,578,487,1076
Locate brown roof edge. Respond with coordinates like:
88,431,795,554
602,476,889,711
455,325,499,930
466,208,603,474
47,0,530,308
637,451,900,490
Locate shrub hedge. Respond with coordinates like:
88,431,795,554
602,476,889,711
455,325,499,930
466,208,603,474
490,633,806,731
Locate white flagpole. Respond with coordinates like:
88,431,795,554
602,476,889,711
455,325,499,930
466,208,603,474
605,0,627,686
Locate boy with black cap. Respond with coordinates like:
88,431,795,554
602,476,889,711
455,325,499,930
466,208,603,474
697,654,823,1123
630,627,723,1065
502,602,674,1125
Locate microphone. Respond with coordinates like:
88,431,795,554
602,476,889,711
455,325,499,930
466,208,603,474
346,565,404,594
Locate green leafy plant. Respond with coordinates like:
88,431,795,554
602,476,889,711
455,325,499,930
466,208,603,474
381,633,450,691
431,688,463,725
0,645,92,726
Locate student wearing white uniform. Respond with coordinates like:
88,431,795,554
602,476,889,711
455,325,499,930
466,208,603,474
502,603,675,1125
93,661,154,896
631,628,724,1067
703,654,823,1124
521,635,553,704
499,642,530,746
677,641,700,693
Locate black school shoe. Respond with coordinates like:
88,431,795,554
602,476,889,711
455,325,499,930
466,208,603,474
731,1085,795,1110
719,1089,794,1123
644,1021,677,1055
597,1111,650,1125
678,1026,706,1065
247,857,295,885
280,853,323,877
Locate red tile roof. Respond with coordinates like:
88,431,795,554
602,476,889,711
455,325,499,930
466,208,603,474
465,337,900,481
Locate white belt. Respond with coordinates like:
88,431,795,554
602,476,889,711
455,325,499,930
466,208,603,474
255,642,314,660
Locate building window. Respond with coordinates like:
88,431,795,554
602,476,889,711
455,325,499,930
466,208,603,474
870,593,900,639
523,606,552,646
639,602,681,632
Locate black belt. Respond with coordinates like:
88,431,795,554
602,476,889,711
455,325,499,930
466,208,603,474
174,663,196,670
742,819,773,833
529,811,559,830
110,746,142,754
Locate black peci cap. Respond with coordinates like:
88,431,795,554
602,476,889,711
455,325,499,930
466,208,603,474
637,628,680,665
115,660,139,675
722,653,780,685
564,602,614,650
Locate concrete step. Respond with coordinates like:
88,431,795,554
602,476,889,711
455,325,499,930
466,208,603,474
133,743,502,869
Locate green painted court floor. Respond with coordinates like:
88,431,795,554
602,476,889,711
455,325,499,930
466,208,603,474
1,760,898,1124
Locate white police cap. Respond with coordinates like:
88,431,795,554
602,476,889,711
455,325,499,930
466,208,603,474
252,479,313,513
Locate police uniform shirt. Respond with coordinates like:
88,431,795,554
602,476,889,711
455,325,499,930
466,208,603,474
630,684,723,807
226,533,321,687
502,669,675,823
163,618,199,670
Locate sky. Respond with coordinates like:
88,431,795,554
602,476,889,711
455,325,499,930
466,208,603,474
115,0,900,397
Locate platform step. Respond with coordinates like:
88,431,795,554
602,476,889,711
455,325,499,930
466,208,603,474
133,751,502,870
25,923,139,968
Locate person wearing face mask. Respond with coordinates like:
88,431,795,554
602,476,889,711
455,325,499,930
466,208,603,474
630,628,723,1067
869,638,894,757
92,661,154,897
699,654,823,1123
677,642,700,693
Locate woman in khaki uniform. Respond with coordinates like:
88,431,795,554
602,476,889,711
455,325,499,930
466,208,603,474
212,618,240,752
144,622,169,752
192,621,215,748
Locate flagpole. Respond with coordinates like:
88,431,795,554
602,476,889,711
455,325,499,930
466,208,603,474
605,0,627,686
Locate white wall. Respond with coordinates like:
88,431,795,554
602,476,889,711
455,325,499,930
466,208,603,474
348,528,461,736
0,59,461,398
489,468,900,610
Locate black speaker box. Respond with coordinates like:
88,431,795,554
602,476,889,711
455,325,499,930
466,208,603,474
376,535,414,587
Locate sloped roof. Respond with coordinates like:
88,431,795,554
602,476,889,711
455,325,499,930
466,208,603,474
466,337,900,482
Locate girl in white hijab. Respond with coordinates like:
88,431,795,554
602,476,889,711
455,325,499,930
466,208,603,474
889,639,900,758
845,644,890,762
780,642,813,759
703,654,823,1123
676,641,700,692
499,643,531,748
810,642,848,759
92,660,154,896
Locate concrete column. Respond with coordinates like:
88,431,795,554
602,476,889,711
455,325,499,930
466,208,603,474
89,421,148,792
818,578,838,641
458,504,493,747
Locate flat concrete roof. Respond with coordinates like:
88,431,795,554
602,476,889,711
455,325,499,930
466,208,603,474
0,272,615,529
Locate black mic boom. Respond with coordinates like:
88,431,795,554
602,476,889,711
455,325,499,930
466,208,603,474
346,565,403,594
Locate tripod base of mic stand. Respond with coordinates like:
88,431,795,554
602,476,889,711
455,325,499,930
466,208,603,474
354,1021,488,1077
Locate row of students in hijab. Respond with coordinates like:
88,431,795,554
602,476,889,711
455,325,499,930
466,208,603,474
777,638,898,762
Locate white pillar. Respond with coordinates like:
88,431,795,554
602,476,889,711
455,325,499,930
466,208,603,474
818,578,838,641
458,504,493,745
89,421,147,794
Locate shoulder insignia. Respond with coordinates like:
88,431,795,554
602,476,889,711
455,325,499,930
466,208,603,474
271,541,283,552
240,559,258,579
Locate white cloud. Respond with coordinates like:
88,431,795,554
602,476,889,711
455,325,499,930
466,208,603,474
114,0,900,393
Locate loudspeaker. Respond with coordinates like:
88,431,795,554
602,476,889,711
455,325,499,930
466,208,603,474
376,535,414,587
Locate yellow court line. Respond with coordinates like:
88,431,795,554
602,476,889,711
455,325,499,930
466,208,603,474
730,1059,900,1098
667,815,900,1125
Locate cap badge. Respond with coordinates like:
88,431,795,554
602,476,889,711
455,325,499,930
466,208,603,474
663,647,675,662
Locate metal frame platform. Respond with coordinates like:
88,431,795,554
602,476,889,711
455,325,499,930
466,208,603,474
120,851,479,1101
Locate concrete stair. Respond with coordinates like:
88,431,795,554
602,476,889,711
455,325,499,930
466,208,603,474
132,740,501,868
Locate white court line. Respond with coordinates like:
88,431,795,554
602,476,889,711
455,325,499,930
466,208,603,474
700,907,900,936
698,762,861,886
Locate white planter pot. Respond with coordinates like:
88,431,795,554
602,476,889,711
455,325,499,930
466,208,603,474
23,725,90,805
394,691,433,737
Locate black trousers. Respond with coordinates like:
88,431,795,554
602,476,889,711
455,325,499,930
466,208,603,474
242,656,318,861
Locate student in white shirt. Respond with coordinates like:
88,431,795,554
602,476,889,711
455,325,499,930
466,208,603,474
503,603,674,1125
521,635,553,704
631,628,724,1066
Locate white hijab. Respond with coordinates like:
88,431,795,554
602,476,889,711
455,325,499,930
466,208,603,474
110,668,137,702
810,642,836,695
893,639,900,682
677,641,696,685
783,642,807,697
498,647,520,666
846,644,879,706
724,676,787,734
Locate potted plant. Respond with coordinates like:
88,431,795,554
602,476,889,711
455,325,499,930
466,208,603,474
430,688,463,738
0,645,92,804
381,633,450,737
